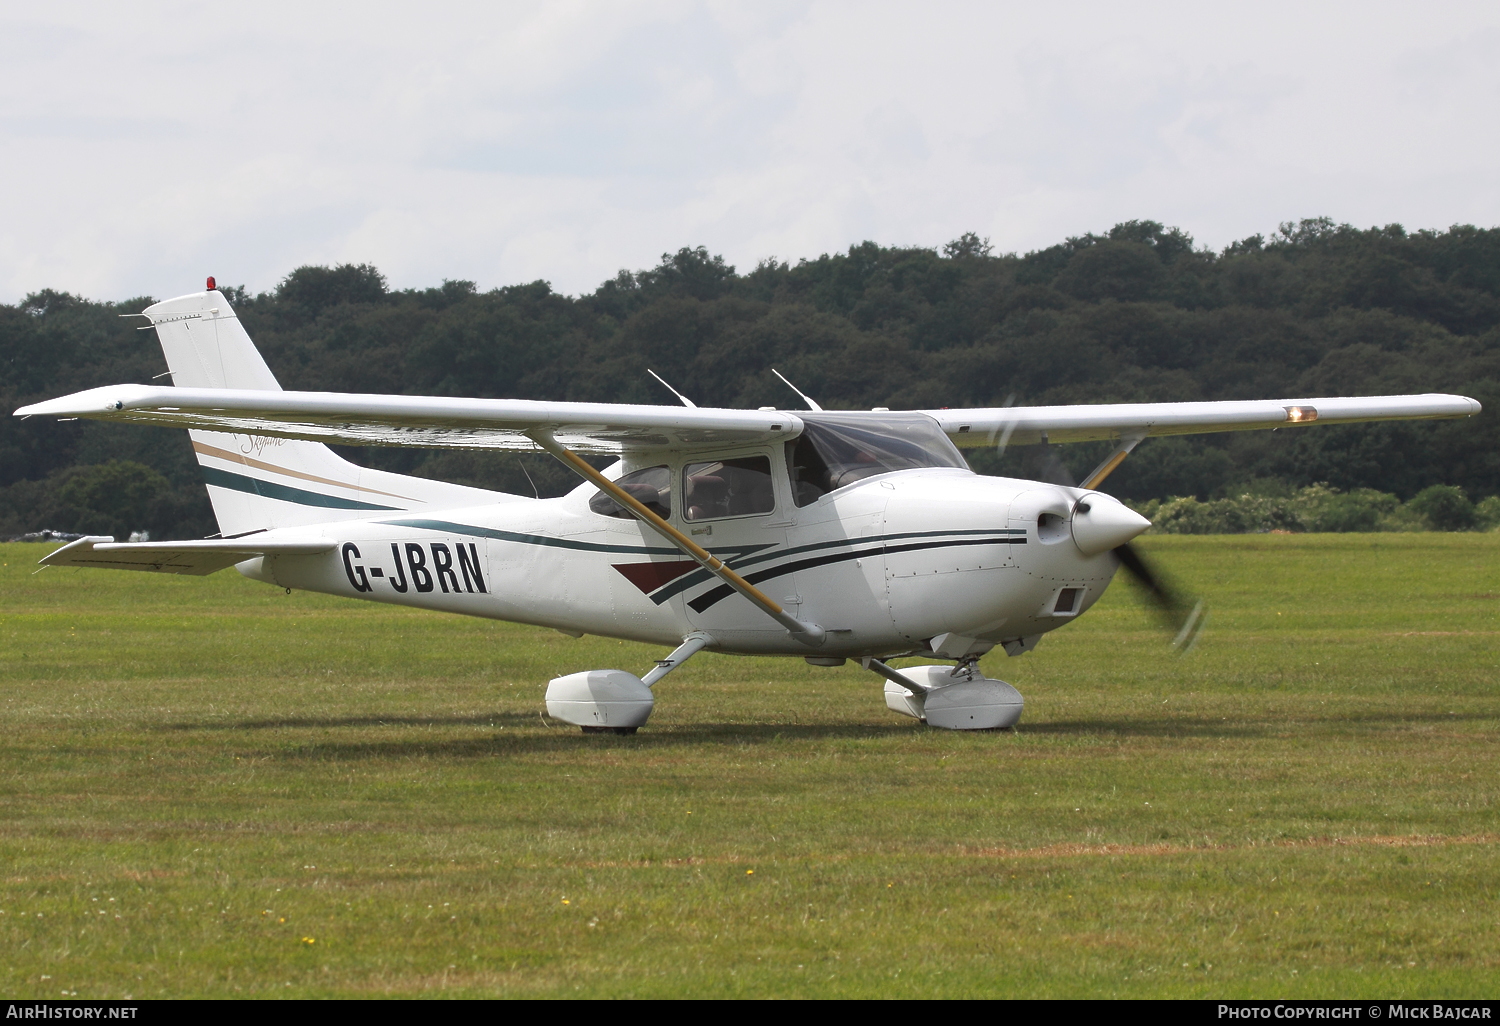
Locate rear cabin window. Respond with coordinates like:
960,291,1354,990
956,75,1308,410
785,413,968,507
684,456,775,521
589,465,671,520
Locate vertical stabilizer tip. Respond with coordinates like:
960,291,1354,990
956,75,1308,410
206,276,217,290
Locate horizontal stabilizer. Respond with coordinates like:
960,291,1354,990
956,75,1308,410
40,536,335,575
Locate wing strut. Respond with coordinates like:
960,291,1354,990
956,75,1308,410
1080,432,1146,490
529,432,827,647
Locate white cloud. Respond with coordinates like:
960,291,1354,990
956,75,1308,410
1,0,1497,301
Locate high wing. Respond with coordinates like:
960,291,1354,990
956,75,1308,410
15,384,802,454
15,385,1478,454
924,394,1480,447
40,536,335,575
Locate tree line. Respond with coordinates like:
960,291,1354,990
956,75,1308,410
2,218,1497,540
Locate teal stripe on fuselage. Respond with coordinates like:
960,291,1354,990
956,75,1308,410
201,466,400,512
377,518,683,557
379,516,777,563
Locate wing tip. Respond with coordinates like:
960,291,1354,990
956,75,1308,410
38,535,115,566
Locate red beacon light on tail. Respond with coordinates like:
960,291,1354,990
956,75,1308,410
206,276,217,291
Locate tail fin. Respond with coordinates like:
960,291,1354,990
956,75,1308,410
145,288,282,392
144,288,520,536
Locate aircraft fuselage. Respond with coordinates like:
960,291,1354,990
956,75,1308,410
241,465,1119,659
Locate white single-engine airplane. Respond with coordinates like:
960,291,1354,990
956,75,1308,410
15,283,1482,732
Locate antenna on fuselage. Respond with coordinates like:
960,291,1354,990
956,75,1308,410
515,456,540,499
771,368,823,412
647,369,697,409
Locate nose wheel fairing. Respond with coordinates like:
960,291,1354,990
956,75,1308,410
878,664,1024,730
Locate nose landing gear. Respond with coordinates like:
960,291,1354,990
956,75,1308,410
865,656,1024,730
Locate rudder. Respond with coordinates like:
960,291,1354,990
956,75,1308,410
143,287,518,536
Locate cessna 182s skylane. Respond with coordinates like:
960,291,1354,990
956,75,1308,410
16,284,1482,732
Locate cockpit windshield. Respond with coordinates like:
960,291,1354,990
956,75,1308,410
785,412,968,507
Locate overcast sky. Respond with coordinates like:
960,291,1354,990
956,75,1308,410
3,1,1498,302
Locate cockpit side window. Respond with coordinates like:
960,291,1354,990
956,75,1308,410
785,413,968,507
786,436,831,507
684,456,775,521
589,465,671,520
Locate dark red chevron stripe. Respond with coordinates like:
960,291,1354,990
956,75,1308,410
612,559,701,594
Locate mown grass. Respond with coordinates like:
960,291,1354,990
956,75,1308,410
0,534,1495,998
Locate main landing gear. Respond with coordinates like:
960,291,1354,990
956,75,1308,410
544,635,1024,734
544,633,713,734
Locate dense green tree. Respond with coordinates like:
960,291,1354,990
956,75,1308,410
1405,484,1477,531
3,221,1498,539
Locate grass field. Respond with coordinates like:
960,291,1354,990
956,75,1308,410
0,534,1496,998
